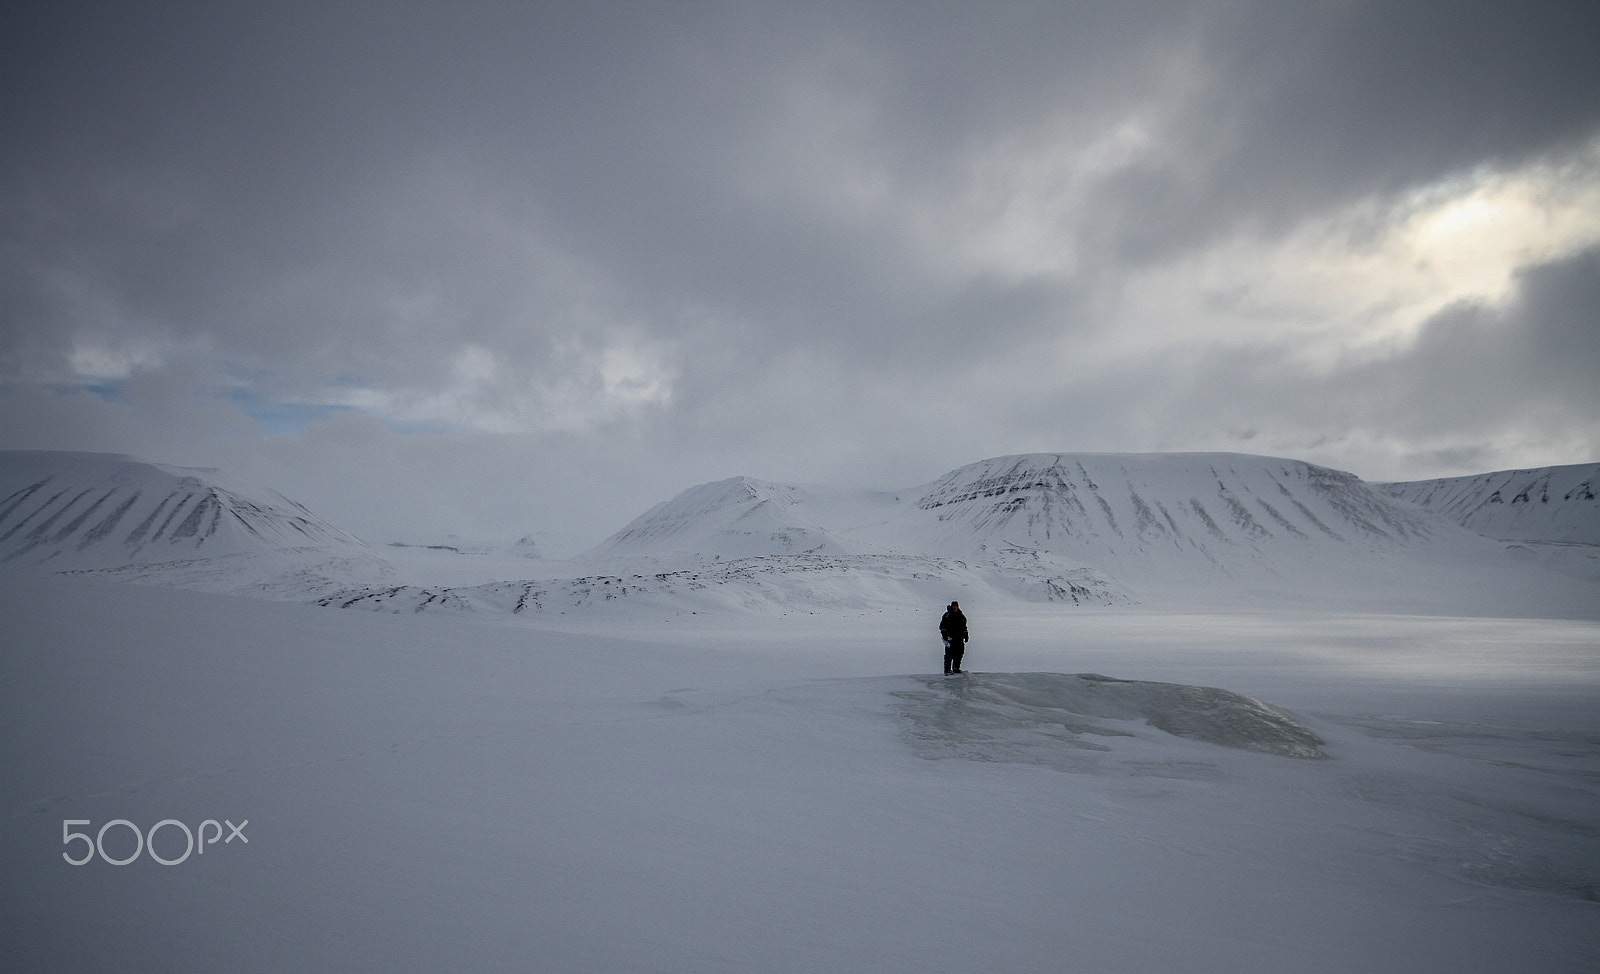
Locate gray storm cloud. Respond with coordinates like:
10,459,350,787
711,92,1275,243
3,0,1597,544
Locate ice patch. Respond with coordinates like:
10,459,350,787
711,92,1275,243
894,672,1325,769
1326,712,1600,902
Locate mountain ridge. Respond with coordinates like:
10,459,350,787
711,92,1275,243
1379,462,1600,544
596,452,1462,579
4,448,1594,618
560,450,1590,617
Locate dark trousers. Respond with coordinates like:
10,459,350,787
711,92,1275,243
943,637,965,673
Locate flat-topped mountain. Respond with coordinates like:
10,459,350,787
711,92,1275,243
889,452,1442,561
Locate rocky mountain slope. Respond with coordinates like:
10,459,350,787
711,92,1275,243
1379,463,1600,544
868,453,1447,572
1378,462,1600,585
0,451,392,597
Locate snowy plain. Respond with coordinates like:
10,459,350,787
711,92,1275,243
3,569,1598,973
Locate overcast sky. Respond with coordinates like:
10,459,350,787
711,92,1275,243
3,0,1598,548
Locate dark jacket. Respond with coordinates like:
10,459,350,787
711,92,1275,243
939,606,968,644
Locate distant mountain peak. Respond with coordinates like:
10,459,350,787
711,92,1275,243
597,473,853,562
0,450,364,571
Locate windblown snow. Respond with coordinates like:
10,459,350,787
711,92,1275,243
4,572,1598,973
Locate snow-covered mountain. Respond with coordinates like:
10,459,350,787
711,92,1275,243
1378,463,1600,584
319,451,1595,621
6,449,1593,617
0,451,392,597
880,453,1445,571
1379,463,1600,544
599,476,867,562
567,452,1546,614
600,453,1455,567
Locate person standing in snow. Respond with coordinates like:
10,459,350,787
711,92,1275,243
940,601,969,674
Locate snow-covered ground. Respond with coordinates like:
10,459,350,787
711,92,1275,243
4,448,1596,970
3,570,1596,973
